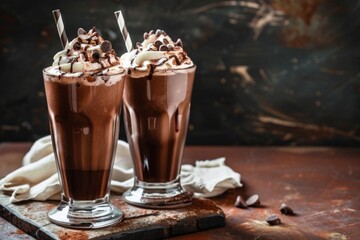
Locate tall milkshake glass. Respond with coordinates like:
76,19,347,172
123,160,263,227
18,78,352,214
121,29,195,208
43,27,125,228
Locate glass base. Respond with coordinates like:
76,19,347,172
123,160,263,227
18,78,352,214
48,197,123,229
123,177,193,209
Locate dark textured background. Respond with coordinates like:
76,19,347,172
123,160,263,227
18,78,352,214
0,0,359,146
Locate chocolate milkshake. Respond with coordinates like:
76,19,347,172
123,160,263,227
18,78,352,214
121,29,196,208
43,27,124,228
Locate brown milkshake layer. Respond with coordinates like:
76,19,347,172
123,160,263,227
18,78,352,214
121,30,196,183
123,68,195,182
44,76,124,200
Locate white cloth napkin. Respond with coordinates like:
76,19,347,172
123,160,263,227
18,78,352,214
0,136,242,203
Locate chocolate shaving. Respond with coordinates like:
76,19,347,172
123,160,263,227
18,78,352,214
149,30,154,35
100,40,112,53
163,38,169,45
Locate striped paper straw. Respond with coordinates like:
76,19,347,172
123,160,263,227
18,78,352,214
114,10,133,52
52,9,69,49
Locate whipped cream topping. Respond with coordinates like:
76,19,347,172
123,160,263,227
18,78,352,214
47,27,124,79
121,29,194,78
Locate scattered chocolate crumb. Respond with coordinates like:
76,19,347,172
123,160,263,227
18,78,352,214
280,203,295,215
234,195,247,208
246,194,261,207
266,214,281,226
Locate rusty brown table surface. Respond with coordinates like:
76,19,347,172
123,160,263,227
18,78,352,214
0,143,359,240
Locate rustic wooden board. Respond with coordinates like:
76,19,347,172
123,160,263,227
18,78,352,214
0,193,225,240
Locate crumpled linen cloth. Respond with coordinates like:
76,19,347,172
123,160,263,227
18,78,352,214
0,136,242,203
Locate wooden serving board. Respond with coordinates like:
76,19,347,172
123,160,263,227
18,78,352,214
0,193,225,240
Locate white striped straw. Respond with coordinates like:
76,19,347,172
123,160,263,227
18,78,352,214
52,9,69,49
114,10,133,52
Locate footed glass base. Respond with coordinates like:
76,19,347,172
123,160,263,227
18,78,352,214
123,177,193,209
48,197,123,229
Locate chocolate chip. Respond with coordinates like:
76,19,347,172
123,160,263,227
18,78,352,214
246,194,260,207
100,40,112,53
155,29,162,37
266,214,281,226
143,32,149,39
175,38,183,48
77,28,87,35
159,45,168,51
280,203,294,215
154,40,162,49
73,42,81,51
92,51,100,61
234,195,247,208
149,30,154,35
167,44,174,51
